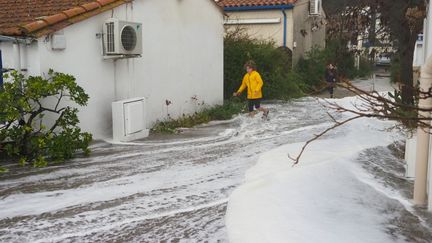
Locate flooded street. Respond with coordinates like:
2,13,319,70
1,78,430,242
0,97,334,242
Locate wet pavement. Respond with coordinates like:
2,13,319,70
0,97,337,242
356,143,432,243
315,75,396,99
0,77,431,242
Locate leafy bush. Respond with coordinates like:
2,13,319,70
295,39,373,91
152,99,245,133
224,30,302,100
325,40,358,79
266,71,306,99
0,70,92,168
295,47,328,88
296,40,360,88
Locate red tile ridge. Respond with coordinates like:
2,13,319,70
81,2,101,11
97,0,119,6
62,7,88,18
0,0,129,37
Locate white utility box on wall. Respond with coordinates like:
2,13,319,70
112,97,149,142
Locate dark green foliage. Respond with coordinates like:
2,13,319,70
151,99,245,134
0,70,92,169
297,40,359,83
224,31,303,100
296,47,328,88
296,40,372,89
266,71,306,99
325,40,358,79
387,89,418,129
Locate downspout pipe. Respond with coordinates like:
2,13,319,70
282,9,287,48
14,42,22,74
0,50,3,89
414,54,432,206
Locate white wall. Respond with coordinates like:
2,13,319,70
224,9,294,49
0,41,39,74
424,6,432,62
0,42,15,70
413,40,424,67
292,0,326,64
1,0,224,139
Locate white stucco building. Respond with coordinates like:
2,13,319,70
0,0,224,140
219,0,326,65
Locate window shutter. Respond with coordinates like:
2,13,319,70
310,0,321,15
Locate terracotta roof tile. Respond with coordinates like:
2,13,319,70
219,0,297,7
0,0,129,37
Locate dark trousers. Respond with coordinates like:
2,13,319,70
327,82,335,96
248,98,262,112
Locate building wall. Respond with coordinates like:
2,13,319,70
224,9,294,50
292,0,326,64
0,0,224,139
223,1,326,65
0,41,40,75
423,6,432,62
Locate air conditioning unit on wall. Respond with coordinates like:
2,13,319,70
112,97,149,142
103,18,143,56
310,0,321,16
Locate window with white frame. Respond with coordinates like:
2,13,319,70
310,0,321,16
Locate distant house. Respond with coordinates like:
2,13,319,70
0,0,224,141
219,0,326,64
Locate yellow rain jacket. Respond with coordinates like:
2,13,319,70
237,71,263,99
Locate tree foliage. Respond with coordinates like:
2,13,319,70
0,70,92,168
224,29,305,100
324,0,426,105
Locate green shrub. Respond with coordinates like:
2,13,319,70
266,71,305,99
325,40,358,79
205,99,245,120
295,47,328,88
151,99,245,134
224,31,297,100
0,70,92,168
295,39,371,90
224,32,366,100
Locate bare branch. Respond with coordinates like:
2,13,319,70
288,115,363,166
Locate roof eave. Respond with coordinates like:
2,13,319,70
0,0,130,38
224,4,294,12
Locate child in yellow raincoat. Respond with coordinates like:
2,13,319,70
233,61,269,118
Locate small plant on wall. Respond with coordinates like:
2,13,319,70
165,99,172,119
0,70,92,170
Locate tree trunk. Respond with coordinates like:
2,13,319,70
392,6,423,106
399,36,416,105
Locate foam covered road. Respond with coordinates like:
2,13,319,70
0,97,337,242
2,77,423,242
